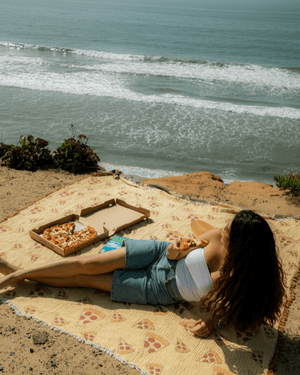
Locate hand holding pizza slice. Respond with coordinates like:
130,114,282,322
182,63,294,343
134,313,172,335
166,237,208,261
180,238,208,250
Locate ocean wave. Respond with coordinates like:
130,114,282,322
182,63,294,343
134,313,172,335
85,61,300,91
1,71,299,119
0,41,75,54
2,40,299,71
283,67,300,73
1,41,299,93
1,41,300,119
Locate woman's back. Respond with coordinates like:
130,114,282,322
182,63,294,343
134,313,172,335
199,210,286,334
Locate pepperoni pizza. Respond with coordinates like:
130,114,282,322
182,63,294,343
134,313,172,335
43,222,97,251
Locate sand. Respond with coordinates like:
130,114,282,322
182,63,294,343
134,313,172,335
0,166,299,374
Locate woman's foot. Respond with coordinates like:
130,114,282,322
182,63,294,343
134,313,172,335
0,257,22,275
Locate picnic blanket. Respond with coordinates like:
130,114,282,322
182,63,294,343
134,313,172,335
0,175,299,375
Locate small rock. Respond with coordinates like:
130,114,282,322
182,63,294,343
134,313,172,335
32,331,48,345
30,348,34,353
0,366,3,372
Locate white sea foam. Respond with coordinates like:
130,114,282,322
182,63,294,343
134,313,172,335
1,64,299,119
101,162,184,179
1,42,300,119
1,41,299,90
100,162,244,185
87,61,300,91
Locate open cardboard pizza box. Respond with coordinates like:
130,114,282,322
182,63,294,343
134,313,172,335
29,199,150,256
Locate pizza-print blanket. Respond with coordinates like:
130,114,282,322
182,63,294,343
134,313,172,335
0,176,299,375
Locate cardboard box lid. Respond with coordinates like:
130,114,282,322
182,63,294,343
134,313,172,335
78,199,150,237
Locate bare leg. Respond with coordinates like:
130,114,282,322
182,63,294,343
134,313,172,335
27,273,114,293
0,257,22,275
0,247,126,290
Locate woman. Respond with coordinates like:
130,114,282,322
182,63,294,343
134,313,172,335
0,210,285,337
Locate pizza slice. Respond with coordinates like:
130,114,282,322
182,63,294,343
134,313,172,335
263,325,276,339
146,364,164,375
180,321,196,334
175,338,190,353
180,238,208,250
78,308,106,325
82,332,96,342
53,316,69,326
55,289,69,300
24,306,37,315
143,332,169,355
28,285,53,297
112,312,127,322
214,331,232,347
118,338,135,354
134,319,155,330
236,328,259,344
248,350,264,367
198,349,222,364
43,222,75,240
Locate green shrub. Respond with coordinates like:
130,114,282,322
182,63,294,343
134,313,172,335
0,126,101,173
53,128,100,173
0,142,15,158
1,135,53,171
274,172,300,195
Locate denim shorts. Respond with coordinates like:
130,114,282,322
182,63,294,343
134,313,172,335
111,240,185,305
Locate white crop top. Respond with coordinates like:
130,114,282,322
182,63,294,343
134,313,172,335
175,247,213,302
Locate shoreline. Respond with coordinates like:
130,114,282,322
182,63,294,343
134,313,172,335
100,161,278,187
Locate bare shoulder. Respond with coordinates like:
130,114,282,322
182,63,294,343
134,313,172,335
195,227,222,243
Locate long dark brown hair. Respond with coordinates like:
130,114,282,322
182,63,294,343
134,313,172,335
200,210,286,332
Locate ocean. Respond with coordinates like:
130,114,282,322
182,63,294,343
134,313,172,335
0,0,299,184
